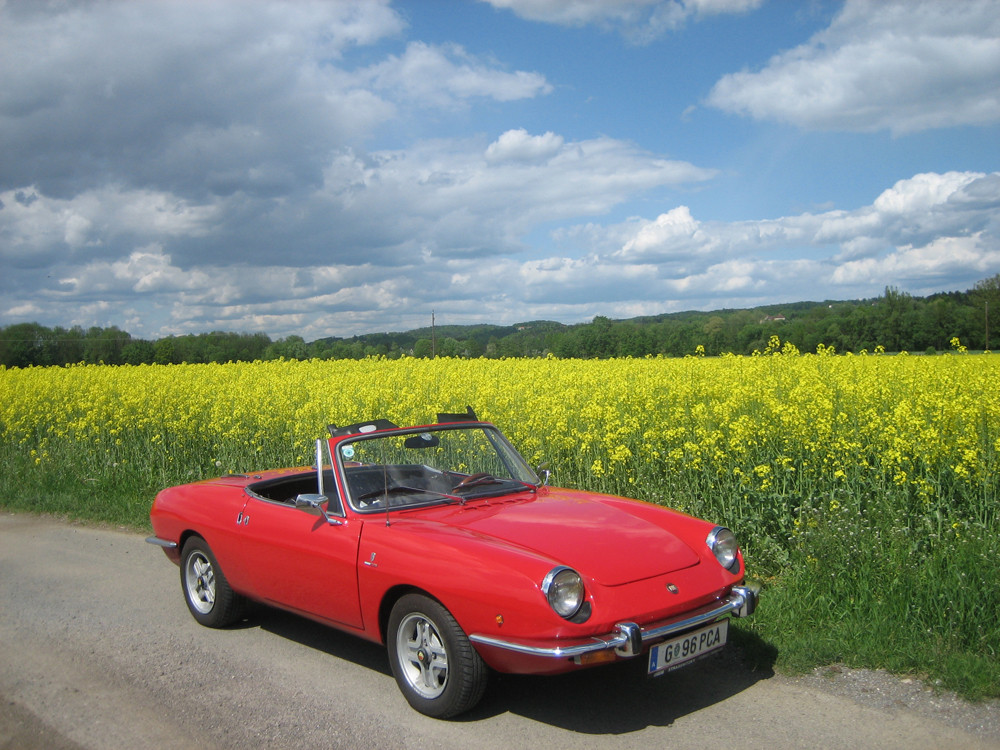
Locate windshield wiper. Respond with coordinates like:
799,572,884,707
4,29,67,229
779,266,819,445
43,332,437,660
453,476,537,498
454,476,503,490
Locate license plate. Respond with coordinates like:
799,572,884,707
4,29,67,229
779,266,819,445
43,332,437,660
647,619,728,675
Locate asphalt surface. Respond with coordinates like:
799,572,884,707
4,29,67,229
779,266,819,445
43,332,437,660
1,512,998,750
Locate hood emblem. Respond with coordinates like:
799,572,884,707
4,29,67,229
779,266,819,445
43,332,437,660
666,583,679,594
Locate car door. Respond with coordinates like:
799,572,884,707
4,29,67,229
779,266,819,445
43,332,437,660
237,494,364,629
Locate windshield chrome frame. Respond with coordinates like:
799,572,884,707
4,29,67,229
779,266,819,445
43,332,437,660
332,423,540,514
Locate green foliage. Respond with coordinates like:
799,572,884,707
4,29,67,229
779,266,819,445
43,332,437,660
2,277,996,367
740,491,1000,699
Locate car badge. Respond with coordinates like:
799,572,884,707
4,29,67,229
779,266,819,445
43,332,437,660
666,583,679,594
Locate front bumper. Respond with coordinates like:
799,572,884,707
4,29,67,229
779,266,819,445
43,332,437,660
469,584,758,660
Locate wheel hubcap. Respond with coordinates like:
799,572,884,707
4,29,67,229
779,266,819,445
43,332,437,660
185,552,216,614
397,613,448,699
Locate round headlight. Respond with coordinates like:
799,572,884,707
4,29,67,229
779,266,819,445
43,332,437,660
542,566,584,619
706,526,739,571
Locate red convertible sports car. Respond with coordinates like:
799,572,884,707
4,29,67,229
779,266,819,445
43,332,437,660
147,408,758,718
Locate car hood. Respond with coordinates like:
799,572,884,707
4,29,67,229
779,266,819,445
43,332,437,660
420,490,702,586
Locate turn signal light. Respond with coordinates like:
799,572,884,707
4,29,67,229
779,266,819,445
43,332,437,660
575,650,617,666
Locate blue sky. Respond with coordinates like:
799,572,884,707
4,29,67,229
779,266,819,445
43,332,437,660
1,0,998,340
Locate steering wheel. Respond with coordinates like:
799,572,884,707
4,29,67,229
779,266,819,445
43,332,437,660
456,472,493,487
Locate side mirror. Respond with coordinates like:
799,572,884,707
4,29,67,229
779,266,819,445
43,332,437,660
536,462,552,486
295,493,343,525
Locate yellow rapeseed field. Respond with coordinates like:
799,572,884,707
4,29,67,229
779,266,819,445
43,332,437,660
2,343,996,534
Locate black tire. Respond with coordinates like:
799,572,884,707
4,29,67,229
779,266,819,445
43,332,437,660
387,594,488,718
180,537,246,628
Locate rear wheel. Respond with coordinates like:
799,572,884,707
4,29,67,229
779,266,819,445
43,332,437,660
180,537,246,627
387,594,488,718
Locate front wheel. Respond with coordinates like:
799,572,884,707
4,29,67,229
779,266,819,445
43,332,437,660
180,537,246,628
387,594,488,718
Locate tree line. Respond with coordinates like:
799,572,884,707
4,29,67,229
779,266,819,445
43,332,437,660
2,276,997,368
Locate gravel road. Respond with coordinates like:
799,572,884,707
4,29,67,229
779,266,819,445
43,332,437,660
1,512,997,750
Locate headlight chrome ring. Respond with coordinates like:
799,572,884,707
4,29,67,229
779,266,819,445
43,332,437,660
706,526,740,571
542,566,584,619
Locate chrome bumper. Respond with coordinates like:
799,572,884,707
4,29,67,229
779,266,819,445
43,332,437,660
469,584,758,659
145,536,178,549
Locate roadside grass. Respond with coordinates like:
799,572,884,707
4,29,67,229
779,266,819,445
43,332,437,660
0,442,160,527
734,492,1000,700
2,353,997,701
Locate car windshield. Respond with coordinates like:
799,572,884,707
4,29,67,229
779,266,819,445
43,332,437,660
335,425,540,513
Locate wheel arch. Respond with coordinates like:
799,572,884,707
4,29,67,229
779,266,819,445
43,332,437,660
378,584,437,644
175,529,206,561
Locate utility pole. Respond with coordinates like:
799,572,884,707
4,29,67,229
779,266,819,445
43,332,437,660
431,310,436,358
986,300,990,351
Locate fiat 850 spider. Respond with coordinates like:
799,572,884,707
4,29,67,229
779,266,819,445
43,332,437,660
147,408,758,718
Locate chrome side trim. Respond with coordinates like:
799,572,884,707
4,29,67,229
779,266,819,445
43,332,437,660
469,585,757,659
145,536,178,549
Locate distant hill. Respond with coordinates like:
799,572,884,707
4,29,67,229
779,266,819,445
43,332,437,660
2,278,997,367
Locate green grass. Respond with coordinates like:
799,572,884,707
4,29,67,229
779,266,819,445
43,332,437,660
0,443,161,527
735,488,1000,700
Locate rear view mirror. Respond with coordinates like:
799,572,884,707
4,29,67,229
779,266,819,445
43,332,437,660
404,433,439,449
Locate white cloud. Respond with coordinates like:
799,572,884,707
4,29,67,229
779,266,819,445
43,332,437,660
707,0,1000,133
0,1,413,199
7,170,994,337
0,186,220,263
361,42,552,108
832,233,997,286
485,129,565,163
684,0,760,14
621,206,702,256
481,0,666,26
55,246,212,297
479,0,762,39
310,132,716,262
560,171,1000,304
1,125,713,298
873,172,986,214
1,1,996,340
606,172,1000,298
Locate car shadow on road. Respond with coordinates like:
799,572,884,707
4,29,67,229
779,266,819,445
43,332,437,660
248,603,393,675
245,604,777,732
466,628,776,731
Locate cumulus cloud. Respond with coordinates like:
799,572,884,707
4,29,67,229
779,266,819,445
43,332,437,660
0,0,550,202
60,246,212,297
0,186,220,270
0,2,399,199
0,123,715,316
12,170,992,338
1,1,996,340
485,129,565,163
479,0,762,40
598,171,1000,301
504,171,999,318
301,132,716,264
706,0,1000,133
620,206,703,257
361,42,552,107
